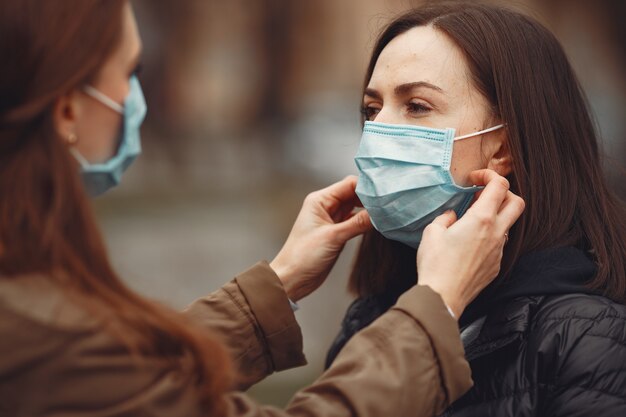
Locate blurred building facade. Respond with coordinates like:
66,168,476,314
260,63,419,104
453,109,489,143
122,0,626,194
95,0,626,407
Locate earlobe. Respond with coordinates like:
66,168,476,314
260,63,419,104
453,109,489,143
52,91,80,145
488,156,512,176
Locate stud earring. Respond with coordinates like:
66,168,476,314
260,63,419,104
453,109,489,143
67,132,78,144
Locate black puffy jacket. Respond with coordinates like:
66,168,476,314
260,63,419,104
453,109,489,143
327,246,626,416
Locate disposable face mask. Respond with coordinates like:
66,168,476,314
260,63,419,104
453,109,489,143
71,75,146,197
355,121,505,248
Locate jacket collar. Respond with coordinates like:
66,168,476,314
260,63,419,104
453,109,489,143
458,246,598,360
461,296,541,361
460,246,598,328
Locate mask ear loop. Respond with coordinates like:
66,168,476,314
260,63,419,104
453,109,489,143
70,86,124,169
454,124,506,141
69,147,90,168
83,85,124,114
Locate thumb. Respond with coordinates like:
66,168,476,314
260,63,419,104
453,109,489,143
431,210,458,229
334,210,373,243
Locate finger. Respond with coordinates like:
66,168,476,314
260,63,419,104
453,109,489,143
340,207,369,223
331,193,363,222
467,169,510,214
468,169,509,187
495,192,526,231
422,210,457,241
467,169,498,203
317,176,359,213
496,190,523,214
431,209,458,229
334,209,372,242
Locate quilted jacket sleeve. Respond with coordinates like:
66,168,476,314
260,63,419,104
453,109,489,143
530,294,626,417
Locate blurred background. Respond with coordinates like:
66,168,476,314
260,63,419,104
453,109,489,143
94,0,626,407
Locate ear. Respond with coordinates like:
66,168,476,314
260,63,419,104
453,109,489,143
486,129,513,177
52,90,82,145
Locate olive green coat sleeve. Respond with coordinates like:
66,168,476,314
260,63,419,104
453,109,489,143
0,263,472,417
220,282,472,417
184,261,307,389
184,261,472,416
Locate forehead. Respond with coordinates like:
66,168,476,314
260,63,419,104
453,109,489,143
368,25,469,91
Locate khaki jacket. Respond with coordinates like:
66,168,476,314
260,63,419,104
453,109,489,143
0,262,471,417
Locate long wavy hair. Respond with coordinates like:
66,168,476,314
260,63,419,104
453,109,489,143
350,2,626,304
0,1,232,414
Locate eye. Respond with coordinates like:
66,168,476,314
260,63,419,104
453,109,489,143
131,63,143,77
360,105,381,121
406,101,432,115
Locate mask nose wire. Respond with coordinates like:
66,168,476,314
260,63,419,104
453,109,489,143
454,124,506,141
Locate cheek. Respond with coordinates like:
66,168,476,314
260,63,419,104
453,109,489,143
75,106,123,163
449,139,488,186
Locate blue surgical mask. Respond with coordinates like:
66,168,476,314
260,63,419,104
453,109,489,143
355,121,505,248
71,75,146,197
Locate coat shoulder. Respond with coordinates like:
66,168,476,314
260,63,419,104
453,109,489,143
530,293,626,340
526,293,626,407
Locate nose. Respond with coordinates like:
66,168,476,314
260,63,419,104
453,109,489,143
370,106,404,125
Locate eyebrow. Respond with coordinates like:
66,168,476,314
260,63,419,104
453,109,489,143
364,81,444,100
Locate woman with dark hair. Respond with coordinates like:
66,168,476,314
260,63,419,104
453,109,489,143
0,1,525,416
327,2,626,416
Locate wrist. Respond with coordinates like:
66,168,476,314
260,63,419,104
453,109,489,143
269,259,300,302
438,294,464,319
418,284,465,319
444,303,457,320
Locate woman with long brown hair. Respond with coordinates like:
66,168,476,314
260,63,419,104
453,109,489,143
0,1,525,416
327,2,626,416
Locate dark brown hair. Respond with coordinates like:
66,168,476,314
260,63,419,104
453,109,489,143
350,2,626,303
0,1,232,414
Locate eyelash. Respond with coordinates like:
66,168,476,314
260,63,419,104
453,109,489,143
132,63,144,76
407,102,431,115
360,106,379,120
360,101,432,120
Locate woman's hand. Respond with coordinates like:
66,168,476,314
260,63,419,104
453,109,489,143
270,176,372,302
417,169,525,318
